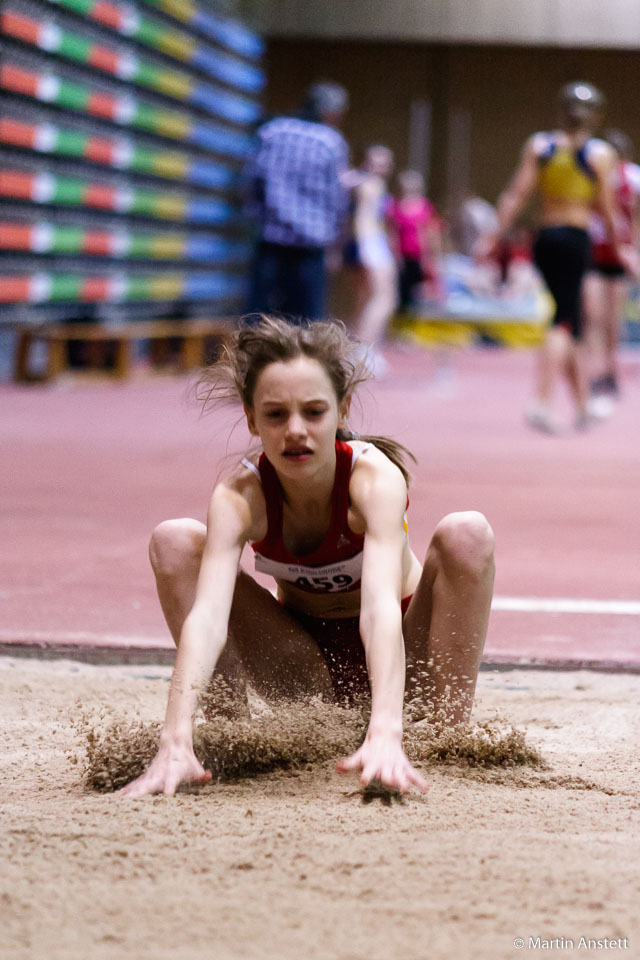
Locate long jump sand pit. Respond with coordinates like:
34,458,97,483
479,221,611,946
2,655,639,960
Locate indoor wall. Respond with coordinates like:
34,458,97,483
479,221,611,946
264,39,640,212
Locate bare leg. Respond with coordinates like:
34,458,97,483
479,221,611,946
149,518,249,712
583,272,606,382
526,325,574,432
149,519,334,704
403,511,495,726
604,278,628,386
357,264,398,344
149,518,205,644
536,325,571,408
350,268,370,330
565,338,589,421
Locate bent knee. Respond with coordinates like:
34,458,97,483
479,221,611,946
149,518,206,578
431,511,495,578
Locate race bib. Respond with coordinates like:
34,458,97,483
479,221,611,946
253,552,363,592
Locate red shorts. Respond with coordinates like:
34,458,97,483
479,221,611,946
287,595,413,703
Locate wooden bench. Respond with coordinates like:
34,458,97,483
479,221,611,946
13,318,233,383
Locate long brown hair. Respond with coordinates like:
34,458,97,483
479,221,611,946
195,315,416,483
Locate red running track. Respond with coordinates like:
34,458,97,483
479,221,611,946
1,344,639,670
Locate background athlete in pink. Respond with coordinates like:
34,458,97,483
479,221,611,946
389,169,443,311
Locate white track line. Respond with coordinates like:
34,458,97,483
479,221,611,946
0,629,170,646
0,598,638,649
492,597,640,615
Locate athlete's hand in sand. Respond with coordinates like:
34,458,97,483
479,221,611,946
336,731,428,794
116,738,212,798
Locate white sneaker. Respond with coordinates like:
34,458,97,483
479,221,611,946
525,405,561,435
587,395,615,419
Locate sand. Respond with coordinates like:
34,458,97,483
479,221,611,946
2,655,639,960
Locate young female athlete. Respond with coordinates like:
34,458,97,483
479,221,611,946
118,316,495,798
487,82,634,433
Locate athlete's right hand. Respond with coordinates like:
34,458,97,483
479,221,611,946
116,737,212,798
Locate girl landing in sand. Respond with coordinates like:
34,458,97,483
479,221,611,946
119,316,495,798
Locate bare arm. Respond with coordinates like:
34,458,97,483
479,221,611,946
496,137,540,238
596,146,640,278
337,454,428,793
591,142,620,246
118,483,252,798
627,164,640,246
424,218,443,259
353,176,382,241
361,493,405,734
591,143,640,277
632,190,640,247
387,207,401,261
165,487,251,731
421,215,443,280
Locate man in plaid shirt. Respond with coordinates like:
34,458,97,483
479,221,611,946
244,82,350,322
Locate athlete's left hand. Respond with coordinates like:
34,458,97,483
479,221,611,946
336,731,429,794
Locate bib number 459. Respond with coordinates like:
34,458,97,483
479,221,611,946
295,574,353,591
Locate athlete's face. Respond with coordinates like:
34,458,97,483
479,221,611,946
245,357,349,475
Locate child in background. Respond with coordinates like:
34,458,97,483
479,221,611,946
347,145,398,374
389,170,443,311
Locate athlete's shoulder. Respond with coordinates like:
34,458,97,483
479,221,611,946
584,137,615,165
349,442,407,503
527,131,557,160
209,457,267,540
348,443,407,538
219,454,259,490
580,140,616,182
624,161,640,193
584,136,608,151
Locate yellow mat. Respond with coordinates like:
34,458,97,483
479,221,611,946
391,292,553,348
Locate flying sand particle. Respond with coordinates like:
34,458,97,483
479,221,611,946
70,686,546,794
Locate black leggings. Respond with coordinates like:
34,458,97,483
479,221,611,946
533,226,591,339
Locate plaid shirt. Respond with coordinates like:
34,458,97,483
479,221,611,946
245,117,349,248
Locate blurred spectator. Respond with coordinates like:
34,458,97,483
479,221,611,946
584,128,640,415
389,169,443,312
452,193,499,258
244,81,349,322
345,145,397,372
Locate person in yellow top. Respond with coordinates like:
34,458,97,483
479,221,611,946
487,82,636,433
